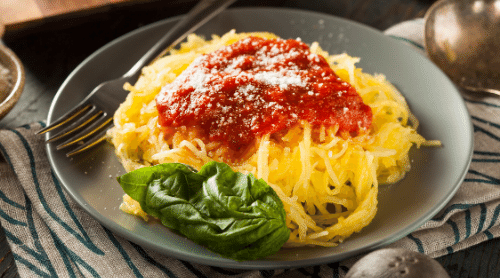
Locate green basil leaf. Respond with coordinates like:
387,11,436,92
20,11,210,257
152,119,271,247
116,161,290,261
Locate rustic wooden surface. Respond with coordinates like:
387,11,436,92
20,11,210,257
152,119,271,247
1,0,499,277
1,0,153,32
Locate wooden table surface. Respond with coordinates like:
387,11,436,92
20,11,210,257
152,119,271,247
0,0,164,32
1,0,499,277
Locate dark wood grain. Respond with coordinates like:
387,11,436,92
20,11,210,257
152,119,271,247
1,0,499,277
0,222,18,278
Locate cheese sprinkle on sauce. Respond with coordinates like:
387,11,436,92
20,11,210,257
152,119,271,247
156,37,372,152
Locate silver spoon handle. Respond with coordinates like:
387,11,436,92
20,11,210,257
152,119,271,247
461,84,500,96
124,0,236,79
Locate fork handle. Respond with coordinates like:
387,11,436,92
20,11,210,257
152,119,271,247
123,0,237,80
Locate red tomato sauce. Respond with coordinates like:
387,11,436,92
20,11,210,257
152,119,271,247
156,36,372,151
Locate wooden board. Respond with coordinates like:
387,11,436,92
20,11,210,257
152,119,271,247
0,0,147,32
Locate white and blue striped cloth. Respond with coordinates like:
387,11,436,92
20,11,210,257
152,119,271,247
2,19,500,277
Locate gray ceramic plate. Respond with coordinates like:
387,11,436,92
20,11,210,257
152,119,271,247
46,8,473,269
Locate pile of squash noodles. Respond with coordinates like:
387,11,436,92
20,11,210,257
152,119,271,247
107,30,439,247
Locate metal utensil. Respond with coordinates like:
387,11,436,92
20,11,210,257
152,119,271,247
424,0,500,95
37,0,236,156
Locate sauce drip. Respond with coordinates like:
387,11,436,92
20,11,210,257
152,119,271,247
156,36,372,151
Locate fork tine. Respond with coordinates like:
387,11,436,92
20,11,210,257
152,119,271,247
56,115,113,150
47,109,103,142
37,103,92,135
65,128,109,157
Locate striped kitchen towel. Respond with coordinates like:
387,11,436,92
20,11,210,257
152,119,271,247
1,19,500,277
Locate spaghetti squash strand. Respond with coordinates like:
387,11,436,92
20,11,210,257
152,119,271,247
108,31,439,247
